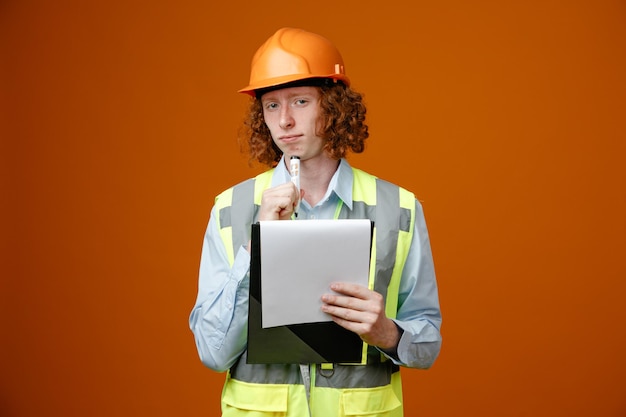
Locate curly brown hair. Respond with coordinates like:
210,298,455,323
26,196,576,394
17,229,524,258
239,82,369,167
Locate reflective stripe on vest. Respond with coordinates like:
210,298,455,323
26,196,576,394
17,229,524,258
213,167,415,391
346,168,415,320
215,170,273,264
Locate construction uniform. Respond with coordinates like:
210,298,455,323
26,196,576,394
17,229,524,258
190,158,442,416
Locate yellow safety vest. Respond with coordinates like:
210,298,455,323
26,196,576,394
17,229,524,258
213,167,416,417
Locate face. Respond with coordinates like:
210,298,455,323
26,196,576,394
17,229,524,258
261,86,327,162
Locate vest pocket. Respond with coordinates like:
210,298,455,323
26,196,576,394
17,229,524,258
341,384,402,416
222,378,289,414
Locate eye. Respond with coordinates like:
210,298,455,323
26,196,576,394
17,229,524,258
263,102,279,111
295,98,308,106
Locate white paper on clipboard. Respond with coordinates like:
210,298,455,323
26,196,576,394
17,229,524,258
259,219,372,328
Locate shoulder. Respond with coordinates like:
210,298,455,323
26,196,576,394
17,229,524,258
214,178,252,202
351,167,416,200
214,169,275,205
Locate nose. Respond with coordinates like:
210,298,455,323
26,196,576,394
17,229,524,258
279,108,294,129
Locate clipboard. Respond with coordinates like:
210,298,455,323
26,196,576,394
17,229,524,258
247,220,373,364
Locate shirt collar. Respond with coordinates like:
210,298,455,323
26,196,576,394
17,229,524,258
272,156,354,210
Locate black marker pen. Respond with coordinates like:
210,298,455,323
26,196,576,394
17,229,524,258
290,156,300,218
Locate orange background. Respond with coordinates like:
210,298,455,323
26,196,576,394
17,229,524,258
2,1,625,416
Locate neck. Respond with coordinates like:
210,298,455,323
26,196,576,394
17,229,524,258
295,157,340,207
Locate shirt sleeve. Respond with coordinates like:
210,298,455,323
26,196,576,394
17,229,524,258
188,205,251,372
383,199,443,368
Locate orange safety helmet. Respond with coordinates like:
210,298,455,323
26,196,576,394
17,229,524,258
238,27,350,96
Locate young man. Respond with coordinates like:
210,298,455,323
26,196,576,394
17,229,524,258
190,27,442,416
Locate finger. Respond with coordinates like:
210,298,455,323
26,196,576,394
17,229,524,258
329,282,373,300
263,182,298,198
322,293,369,312
322,304,365,323
259,197,295,219
329,315,363,336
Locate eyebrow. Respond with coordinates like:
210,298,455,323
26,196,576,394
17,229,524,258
262,90,319,103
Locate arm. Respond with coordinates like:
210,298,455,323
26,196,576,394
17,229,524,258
189,181,300,371
389,200,442,368
321,200,442,368
188,207,251,372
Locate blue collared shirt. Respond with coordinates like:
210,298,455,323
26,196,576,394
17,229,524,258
190,157,442,372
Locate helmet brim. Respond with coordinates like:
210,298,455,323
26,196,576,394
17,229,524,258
238,74,350,97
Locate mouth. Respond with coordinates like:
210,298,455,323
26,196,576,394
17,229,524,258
278,134,302,143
